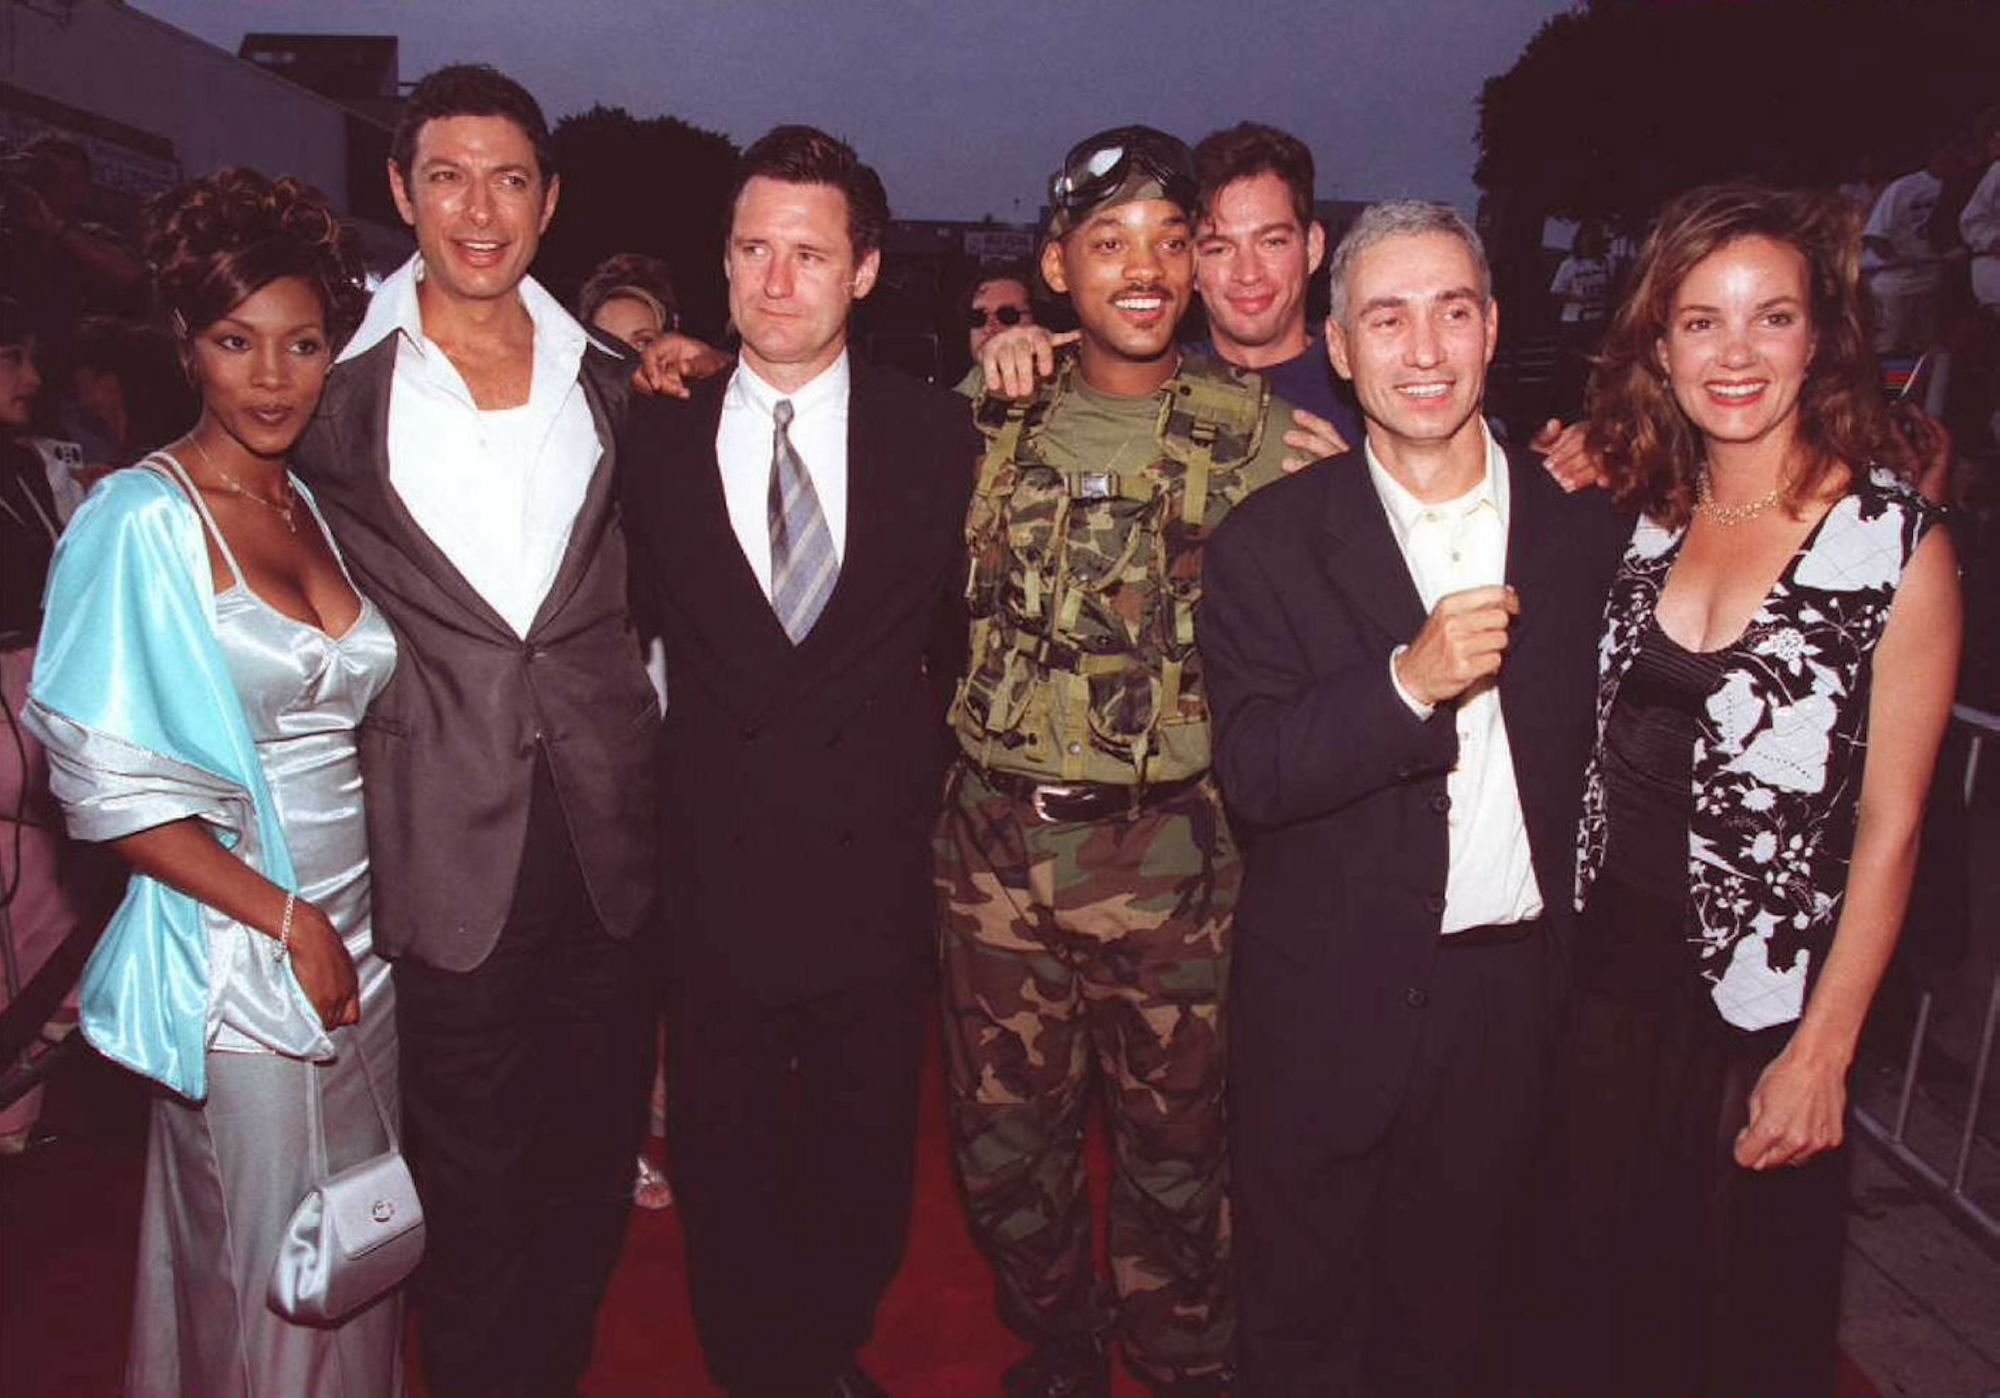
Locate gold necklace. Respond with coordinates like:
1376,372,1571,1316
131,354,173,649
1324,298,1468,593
187,435,297,534
1694,470,1783,526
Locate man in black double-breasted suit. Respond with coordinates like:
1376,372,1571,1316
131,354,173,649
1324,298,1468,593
1200,203,1625,1397
620,126,976,1398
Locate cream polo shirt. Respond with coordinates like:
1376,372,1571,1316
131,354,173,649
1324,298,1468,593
1368,428,1544,935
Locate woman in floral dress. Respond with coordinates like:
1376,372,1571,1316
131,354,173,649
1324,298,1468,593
1554,184,1962,1397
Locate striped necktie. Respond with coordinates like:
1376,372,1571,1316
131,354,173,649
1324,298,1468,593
767,398,837,642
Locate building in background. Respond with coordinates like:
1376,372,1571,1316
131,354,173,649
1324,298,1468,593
1,0,408,268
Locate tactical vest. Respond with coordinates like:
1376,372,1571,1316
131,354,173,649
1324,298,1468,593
952,355,1272,787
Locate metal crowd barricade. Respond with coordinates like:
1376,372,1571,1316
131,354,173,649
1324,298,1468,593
1852,703,2000,1255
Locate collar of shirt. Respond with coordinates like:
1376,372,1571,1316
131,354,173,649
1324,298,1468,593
1362,422,1510,555
724,351,851,424
339,254,590,379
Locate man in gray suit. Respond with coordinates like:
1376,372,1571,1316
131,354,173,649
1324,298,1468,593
292,64,659,1398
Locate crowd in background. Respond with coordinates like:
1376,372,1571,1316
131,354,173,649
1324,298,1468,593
6,112,1999,585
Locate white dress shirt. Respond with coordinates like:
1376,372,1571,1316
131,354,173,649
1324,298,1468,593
1961,160,2000,311
714,355,851,598
1368,429,1544,934
340,255,600,638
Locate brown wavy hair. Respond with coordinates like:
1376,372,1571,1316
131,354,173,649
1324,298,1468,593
1585,183,1914,528
142,168,368,350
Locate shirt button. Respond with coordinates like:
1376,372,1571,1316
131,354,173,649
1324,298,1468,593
1429,791,1452,814
1425,893,1447,915
1067,742,1082,756
1405,987,1429,1009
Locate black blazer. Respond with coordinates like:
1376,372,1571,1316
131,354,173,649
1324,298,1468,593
620,361,978,1007
293,336,662,971
1201,446,1625,1155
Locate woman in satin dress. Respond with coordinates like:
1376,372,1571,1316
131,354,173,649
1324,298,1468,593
26,168,403,1398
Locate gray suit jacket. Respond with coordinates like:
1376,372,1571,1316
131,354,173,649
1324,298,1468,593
293,335,660,971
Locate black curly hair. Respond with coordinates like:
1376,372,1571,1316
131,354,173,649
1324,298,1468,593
142,167,368,349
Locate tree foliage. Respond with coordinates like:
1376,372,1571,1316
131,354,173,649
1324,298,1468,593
1476,0,2000,226
534,106,739,337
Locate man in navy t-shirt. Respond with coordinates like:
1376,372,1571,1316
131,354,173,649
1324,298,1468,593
1186,122,1362,451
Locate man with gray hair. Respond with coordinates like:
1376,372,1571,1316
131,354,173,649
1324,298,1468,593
1199,201,1624,1396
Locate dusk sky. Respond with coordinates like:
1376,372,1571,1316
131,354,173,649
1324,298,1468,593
129,0,1573,221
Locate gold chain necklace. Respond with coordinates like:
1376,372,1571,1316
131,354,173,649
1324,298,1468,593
1694,470,1783,526
187,435,297,534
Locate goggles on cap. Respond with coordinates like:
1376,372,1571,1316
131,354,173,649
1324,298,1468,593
1048,126,1197,228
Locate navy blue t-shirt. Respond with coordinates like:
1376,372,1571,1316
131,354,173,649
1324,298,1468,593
1187,339,1363,458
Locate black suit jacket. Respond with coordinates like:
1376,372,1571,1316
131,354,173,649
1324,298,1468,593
620,361,978,1007
1201,445,1625,1155
293,336,662,971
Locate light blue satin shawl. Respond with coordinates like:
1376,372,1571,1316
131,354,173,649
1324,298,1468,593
26,466,333,1101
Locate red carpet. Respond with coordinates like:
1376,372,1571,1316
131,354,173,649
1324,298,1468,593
1,1030,1882,1397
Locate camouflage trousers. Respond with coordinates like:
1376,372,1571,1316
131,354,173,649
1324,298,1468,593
935,762,1240,1387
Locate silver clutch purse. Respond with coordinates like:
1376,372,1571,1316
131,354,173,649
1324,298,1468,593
268,1032,424,1323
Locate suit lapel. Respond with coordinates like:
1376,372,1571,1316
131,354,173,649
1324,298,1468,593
654,361,917,720
527,352,619,637
1500,447,1565,667
660,381,799,668
1316,454,1428,645
322,340,517,640
790,361,893,659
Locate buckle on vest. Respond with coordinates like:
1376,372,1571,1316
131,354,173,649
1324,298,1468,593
1069,471,1116,500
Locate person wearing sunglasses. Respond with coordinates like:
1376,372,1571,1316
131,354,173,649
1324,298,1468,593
969,272,1036,354
938,125,1298,1398
955,269,1037,393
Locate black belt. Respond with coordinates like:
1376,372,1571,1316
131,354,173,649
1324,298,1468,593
969,763,1207,824
1439,913,1547,949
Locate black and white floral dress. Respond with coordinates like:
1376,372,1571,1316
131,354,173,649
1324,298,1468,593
1576,468,1944,1028
1550,468,1943,1398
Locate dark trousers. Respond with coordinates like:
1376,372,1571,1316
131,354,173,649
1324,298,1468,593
1546,879,1845,1398
667,972,924,1398
395,766,655,1398
1235,929,1556,1398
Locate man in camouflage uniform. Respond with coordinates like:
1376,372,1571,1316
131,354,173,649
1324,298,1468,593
936,126,1297,1398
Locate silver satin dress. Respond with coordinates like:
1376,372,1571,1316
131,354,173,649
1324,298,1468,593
89,466,404,1398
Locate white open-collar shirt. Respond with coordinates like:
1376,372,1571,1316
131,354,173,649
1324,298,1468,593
341,255,600,638
1368,426,1545,935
